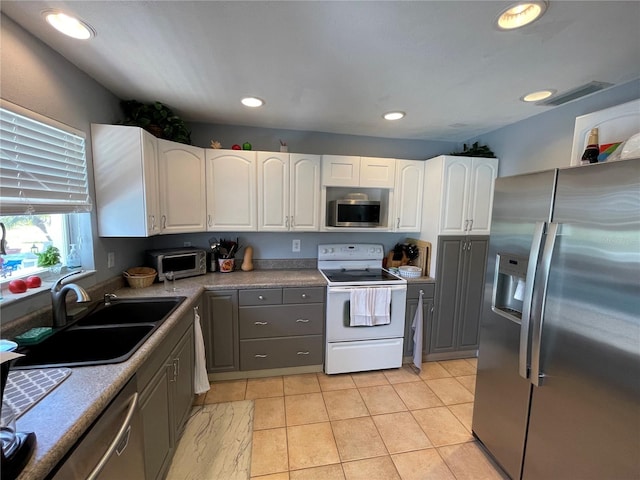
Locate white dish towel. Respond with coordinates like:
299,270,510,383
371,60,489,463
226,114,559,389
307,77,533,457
350,287,391,326
193,309,211,395
412,289,424,372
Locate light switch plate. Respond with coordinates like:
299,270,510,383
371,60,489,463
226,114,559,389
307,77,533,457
292,239,301,252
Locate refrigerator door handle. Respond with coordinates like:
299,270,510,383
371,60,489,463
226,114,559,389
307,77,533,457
530,221,560,387
519,220,546,379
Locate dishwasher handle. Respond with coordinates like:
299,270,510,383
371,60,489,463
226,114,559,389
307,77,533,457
87,392,139,480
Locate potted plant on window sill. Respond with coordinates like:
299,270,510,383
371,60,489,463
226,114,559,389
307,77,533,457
119,100,192,145
37,245,63,275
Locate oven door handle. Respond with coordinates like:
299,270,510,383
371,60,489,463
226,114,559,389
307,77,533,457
327,285,407,293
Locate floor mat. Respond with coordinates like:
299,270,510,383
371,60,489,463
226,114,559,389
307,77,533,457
166,400,254,480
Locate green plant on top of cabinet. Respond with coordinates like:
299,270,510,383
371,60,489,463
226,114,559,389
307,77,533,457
321,155,396,187
428,236,488,359
157,139,207,233
205,149,257,231
91,124,161,237
258,152,321,231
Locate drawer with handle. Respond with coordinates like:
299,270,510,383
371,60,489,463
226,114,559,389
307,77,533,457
239,304,324,339
283,287,325,304
239,288,282,306
240,335,323,370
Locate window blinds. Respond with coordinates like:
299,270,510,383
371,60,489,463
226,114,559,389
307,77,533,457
0,106,91,214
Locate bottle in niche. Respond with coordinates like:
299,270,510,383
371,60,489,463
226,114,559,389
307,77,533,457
581,128,600,165
66,244,81,268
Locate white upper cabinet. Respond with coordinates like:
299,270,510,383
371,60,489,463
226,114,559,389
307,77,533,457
258,152,289,231
258,152,321,231
289,154,321,231
360,157,396,188
393,159,424,232
321,155,395,187
422,155,498,237
157,139,207,234
92,124,161,237
466,158,499,235
206,149,257,231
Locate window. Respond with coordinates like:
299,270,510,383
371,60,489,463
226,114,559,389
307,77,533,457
0,100,93,282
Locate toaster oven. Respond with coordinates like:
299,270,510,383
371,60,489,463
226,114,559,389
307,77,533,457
145,248,207,281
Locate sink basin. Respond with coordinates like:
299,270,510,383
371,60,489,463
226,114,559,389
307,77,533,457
13,325,156,369
13,297,187,369
75,297,185,327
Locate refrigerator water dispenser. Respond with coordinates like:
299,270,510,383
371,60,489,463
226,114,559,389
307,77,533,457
492,254,528,321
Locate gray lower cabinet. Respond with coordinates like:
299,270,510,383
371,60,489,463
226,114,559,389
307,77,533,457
430,236,488,357
138,304,196,480
403,282,435,358
239,287,324,370
202,290,239,373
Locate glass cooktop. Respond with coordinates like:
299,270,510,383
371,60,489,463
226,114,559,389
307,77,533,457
320,268,403,283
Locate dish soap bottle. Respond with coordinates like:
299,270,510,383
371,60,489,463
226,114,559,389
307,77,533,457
581,128,600,165
67,244,81,269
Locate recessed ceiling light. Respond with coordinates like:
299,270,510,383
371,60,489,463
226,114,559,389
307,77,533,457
241,97,265,108
383,111,405,121
495,2,548,30
521,89,556,102
43,10,95,40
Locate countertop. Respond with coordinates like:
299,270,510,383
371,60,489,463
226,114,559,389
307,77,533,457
14,269,434,480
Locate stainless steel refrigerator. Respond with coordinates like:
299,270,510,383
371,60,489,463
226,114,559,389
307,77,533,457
472,158,640,480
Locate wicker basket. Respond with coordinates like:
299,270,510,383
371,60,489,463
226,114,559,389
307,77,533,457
123,267,157,289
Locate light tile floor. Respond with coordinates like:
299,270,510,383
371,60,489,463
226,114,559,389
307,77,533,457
196,359,509,480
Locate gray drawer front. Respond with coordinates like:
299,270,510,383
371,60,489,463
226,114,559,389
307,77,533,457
407,283,435,299
240,335,323,370
239,304,324,339
239,288,282,306
283,287,325,304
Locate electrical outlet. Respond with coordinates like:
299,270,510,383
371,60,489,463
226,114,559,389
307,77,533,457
183,241,192,247
107,252,115,268
292,239,301,252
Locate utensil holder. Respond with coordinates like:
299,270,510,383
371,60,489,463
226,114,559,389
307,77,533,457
218,258,235,273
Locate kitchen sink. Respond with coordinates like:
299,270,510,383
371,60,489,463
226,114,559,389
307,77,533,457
75,297,185,327
12,297,187,369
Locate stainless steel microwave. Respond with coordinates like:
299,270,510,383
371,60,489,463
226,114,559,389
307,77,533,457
146,248,207,281
328,199,381,227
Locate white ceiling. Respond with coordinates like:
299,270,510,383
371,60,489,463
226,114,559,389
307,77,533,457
2,1,639,142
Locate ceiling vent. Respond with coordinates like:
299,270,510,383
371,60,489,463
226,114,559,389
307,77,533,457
536,81,613,106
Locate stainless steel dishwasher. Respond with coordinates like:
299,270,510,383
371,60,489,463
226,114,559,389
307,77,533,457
51,376,145,479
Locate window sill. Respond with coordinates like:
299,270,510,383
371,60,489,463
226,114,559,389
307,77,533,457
0,270,96,308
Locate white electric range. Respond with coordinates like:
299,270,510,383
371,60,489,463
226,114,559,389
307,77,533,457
318,244,407,374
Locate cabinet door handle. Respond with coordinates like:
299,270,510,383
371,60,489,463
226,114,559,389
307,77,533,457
296,351,310,355
464,219,469,231
175,357,180,376
254,321,268,325
291,216,295,228
397,217,400,229
258,295,265,300
285,216,290,228
301,293,308,299
208,214,212,227
254,354,268,358
162,215,167,230
295,319,309,323
150,215,156,231
469,219,473,231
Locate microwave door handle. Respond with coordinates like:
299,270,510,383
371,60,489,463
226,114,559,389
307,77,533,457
519,221,546,380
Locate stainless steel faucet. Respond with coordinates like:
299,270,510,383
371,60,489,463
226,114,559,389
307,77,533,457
51,271,91,328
